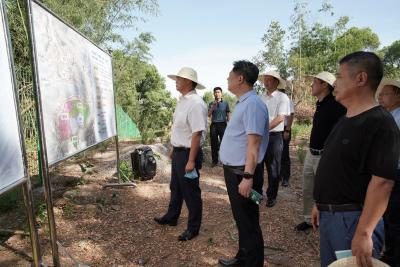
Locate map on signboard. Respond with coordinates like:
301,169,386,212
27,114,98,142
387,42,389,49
0,6,25,192
31,1,117,165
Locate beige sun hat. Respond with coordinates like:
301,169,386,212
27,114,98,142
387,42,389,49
328,256,389,267
376,77,400,98
258,70,286,89
308,71,336,87
167,67,205,90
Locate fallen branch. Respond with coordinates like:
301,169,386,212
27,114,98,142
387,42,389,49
0,229,29,236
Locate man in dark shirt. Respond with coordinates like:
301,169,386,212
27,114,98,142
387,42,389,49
208,87,230,166
312,51,400,267
295,72,346,231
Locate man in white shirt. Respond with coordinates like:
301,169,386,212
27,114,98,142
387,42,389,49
154,67,208,242
259,71,290,207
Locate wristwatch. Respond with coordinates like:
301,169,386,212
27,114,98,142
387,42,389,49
243,172,254,179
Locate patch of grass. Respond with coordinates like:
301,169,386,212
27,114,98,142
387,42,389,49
77,176,87,185
297,140,308,165
0,187,22,212
292,122,312,140
119,160,133,182
36,203,47,224
62,203,74,217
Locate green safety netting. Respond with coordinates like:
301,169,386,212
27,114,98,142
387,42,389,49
116,105,141,140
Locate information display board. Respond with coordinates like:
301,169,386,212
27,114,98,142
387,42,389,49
31,1,117,165
0,2,26,193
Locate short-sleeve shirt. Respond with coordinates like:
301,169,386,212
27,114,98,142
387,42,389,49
309,93,346,150
219,90,269,166
260,90,290,132
171,90,208,148
209,100,230,123
313,106,400,204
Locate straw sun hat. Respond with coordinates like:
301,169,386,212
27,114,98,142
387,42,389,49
328,256,389,267
307,71,336,87
167,67,205,89
376,77,400,99
258,70,286,89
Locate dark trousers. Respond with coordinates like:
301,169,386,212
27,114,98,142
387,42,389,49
164,149,203,233
280,130,291,183
382,171,400,267
210,122,227,164
224,164,264,267
264,133,283,200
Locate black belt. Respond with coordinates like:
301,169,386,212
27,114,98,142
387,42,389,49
270,131,283,136
223,165,244,176
316,203,363,212
173,146,190,152
310,148,323,156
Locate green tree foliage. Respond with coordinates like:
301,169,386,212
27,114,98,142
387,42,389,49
135,65,176,134
5,1,30,67
41,0,159,46
382,40,400,79
256,0,383,80
112,35,176,138
254,0,390,115
255,21,287,77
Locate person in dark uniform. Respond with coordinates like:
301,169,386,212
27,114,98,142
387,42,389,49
312,52,400,267
295,72,346,231
154,67,207,241
208,87,230,167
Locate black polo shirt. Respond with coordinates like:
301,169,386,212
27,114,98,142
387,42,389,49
309,93,346,150
313,106,400,204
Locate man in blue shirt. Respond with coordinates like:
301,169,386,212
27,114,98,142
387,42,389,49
377,78,400,267
208,87,230,167
218,60,269,267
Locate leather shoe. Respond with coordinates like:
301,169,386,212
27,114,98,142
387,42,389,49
178,229,198,241
295,221,312,231
153,216,177,226
266,199,277,207
218,258,244,266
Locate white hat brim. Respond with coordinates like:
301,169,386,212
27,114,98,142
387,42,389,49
258,74,286,89
167,74,206,90
376,78,400,99
305,72,336,87
328,256,389,267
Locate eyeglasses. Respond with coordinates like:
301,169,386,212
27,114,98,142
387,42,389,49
379,92,395,96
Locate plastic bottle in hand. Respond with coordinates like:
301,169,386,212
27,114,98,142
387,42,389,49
249,189,263,205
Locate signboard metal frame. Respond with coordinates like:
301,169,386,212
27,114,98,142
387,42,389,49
26,0,125,265
0,0,41,266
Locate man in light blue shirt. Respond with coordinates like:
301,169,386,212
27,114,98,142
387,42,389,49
218,60,269,267
377,78,400,267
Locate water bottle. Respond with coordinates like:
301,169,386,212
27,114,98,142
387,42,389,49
249,189,263,205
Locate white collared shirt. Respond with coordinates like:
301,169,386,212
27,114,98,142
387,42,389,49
171,90,208,148
260,90,290,132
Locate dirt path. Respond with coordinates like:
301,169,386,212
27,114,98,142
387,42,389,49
0,142,320,266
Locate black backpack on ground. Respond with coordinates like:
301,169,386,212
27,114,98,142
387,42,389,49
130,146,157,181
